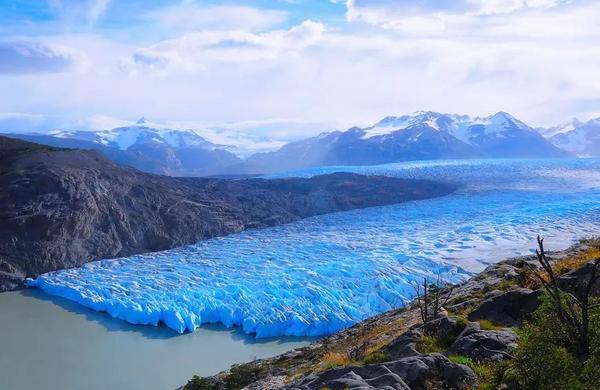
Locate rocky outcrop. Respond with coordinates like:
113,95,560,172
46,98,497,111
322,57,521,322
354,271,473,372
557,262,600,299
0,136,456,291
449,322,517,362
468,288,541,326
286,353,478,390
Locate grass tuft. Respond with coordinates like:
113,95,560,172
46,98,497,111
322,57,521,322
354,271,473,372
363,351,391,365
478,319,505,331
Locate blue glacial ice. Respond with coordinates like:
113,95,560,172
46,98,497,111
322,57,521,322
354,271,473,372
28,159,600,337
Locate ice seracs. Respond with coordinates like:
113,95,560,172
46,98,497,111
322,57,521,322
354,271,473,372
27,158,600,338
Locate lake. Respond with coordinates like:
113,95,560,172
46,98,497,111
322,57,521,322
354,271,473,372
0,290,310,390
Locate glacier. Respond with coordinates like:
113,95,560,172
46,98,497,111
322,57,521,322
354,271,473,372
28,158,600,337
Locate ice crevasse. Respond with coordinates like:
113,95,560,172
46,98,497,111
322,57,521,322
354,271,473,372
27,158,600,337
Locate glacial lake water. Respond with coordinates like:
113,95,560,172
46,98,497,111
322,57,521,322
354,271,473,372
0,289,310,390
28,159,600,339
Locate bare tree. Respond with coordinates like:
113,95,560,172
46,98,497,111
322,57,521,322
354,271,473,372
413,274,454,324
346,326,369,361
525,236,600,360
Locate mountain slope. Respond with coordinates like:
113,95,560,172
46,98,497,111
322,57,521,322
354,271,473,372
7,119,243,176
0,136,456,291
246,111,570,173
545,118,600,157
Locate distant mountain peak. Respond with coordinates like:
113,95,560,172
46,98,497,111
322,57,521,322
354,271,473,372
544,116,600,157
136,117,148,125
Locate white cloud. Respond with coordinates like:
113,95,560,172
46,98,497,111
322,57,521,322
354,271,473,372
43,0,113,27
145,2,288,33
124,20,326,72
0,41,76,74
87,0,112,25
343,0,567,24
2,0,600,139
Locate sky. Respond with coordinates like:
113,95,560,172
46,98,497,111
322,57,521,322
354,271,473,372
1,0,599,140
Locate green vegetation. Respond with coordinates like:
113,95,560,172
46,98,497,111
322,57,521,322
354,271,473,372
363,350,390,365
448,355,511,390
495,279,518,291
416,334,455,354
184,363,267,390
509,293,600,389
484,237,600,389
184,376,212,390
447,354,472,365
477,319,504,331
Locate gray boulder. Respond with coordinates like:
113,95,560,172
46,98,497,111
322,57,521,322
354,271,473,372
557,261,600,300
383,329,423,360
468,288,541,326
450,322,517,362
422,316,467,340
287,353,478,390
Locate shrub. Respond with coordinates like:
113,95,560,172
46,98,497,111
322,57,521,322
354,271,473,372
184,376,213,390
510,292,600,389
224,363,267,389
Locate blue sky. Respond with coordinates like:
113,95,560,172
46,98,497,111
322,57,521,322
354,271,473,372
0,0,599,138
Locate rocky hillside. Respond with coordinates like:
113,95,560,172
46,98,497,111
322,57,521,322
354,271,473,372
182,239,600,389
0,136,456,291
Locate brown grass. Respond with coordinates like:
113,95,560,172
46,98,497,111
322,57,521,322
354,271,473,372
321,352,350,369
520,245,600,289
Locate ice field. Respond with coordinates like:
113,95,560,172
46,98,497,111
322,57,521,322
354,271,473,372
29,159,600,337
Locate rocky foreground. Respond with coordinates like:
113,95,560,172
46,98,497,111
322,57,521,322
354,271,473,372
0,136,456,291
182,239,600,389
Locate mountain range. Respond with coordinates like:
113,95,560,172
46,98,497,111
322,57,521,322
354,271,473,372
7,118,244,176
5,111,598,176
541,117,600,157
245,111,571,173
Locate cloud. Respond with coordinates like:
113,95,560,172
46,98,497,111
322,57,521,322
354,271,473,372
87,0,112,26
125,20,326,72
41,0,113,26
145,2,288,33
1,0,600,137
343,0,567,22
0,41,74,74
0,112,63,133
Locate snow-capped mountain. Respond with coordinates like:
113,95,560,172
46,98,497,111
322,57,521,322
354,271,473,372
246,111,570,173
48,117,218,150
7,112,575,176
9,118,243,176
543,118,600,157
